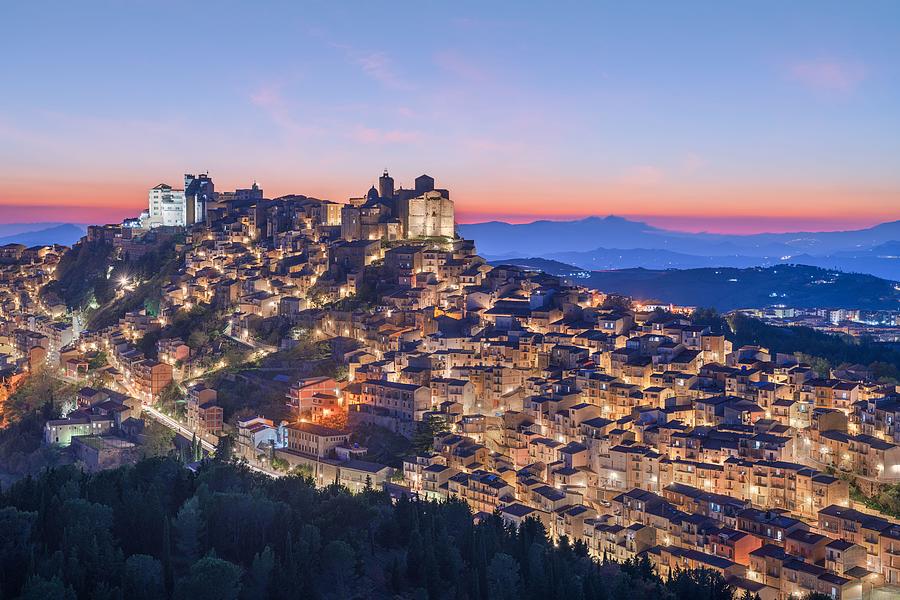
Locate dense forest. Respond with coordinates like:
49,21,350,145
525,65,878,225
0,457,765,600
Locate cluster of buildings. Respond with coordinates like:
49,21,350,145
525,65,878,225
0,244,68,371
377,285,900,598
142,173,220,228
746,306,900,342
4,169,460,475
8,168,900,598
341,170,454,241
42,386,142,470
76,325,174,404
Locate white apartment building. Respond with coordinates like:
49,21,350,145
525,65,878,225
145,183,186,227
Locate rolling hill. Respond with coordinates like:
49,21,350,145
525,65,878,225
490,259,900,310
0,223,86,247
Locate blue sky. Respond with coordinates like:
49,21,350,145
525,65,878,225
1,1,898,231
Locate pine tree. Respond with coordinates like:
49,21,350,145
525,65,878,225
173,497,202,573
162,514,173,593
242,546,274,600
406,527,424,586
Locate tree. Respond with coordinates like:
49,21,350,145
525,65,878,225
306,283,331,308
406,528,424,585
0,455,772,600
320,540,356,598
332,364,349,382
174,555,242,600
796,353,831,378
526,542,549,599
138,331,161,359
242,546,274,600
60,498,119,596
290,463,314,480
124,554,165,600
871,361,900,384
189,433,202,463
155,381,185,417
691,307,727,331
173,497,203,571
142,420,175,458
412,413,450,455
87,351,108,371
666,568,733,600
188,330,210,350
215,434,234,461
223,346,250,369
0,506,36,597
18,576,76,600
876,484,900,516
488,552,522,600
601,294,632,311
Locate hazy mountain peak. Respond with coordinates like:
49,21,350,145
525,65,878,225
460,216,900,279
0,223,86,247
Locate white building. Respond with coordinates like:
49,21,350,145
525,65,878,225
145,183,186,228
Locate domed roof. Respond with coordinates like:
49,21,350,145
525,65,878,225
366,186,379,200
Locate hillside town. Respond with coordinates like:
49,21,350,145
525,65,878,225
4,170,900,600
744,306,900,342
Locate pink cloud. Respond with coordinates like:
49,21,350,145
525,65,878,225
395,106,418,119
326,40,414,90
354,51,411,89
249,84,318,136
434,50,489,83
250,85,283,109
787,60,866,92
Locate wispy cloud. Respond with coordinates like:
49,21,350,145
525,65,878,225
249,84,319,136
434,50,488,83
326,41,414,90
250,85,282,110
355,50,413,90
395,106,418,119
250,81,420,145
787,60,866,92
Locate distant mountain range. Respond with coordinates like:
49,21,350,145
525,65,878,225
0,223,87,247
460,216,900,280
491,259,900,311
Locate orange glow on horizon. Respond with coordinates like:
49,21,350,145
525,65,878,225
1,176,898,234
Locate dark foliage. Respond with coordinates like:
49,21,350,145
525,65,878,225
41,240,114,310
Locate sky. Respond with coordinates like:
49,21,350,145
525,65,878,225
1,1,899,233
